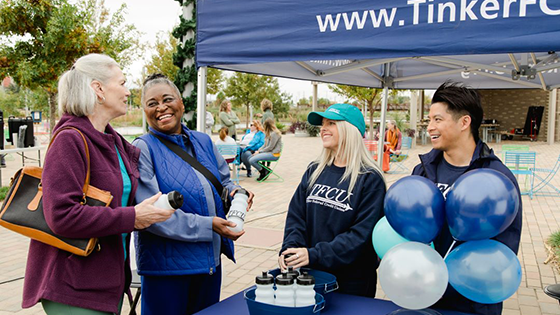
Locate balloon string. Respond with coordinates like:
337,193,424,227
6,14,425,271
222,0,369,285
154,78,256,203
443,240,457,260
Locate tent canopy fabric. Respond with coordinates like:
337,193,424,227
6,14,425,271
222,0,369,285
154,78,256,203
197,0,560,90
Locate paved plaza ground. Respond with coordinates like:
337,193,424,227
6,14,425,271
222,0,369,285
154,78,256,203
1,134,560,314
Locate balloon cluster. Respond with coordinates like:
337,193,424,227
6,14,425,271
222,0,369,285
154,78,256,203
373,170,521,310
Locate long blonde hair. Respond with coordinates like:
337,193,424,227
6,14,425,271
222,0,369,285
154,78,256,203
308,121,382,194
263,118,280,138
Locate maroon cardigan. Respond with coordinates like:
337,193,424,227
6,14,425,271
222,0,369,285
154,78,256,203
22,114,139,313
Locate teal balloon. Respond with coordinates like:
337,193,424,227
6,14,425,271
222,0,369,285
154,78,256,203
372,217,408,259
373,217,435,259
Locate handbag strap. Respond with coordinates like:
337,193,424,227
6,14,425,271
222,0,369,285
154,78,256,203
47,127,92,197
149,132,226,199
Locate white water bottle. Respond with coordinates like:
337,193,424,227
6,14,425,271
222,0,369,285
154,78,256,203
295,272,316,307
153,191,183,210
254,271,275,305
226,189,249,232
285,266,300,297
275,272,295,307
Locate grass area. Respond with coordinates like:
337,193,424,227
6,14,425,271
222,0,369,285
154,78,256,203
112,108,143,127
546,231,560,271
0,186,9,202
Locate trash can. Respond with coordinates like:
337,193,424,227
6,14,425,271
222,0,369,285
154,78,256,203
8,116,34,147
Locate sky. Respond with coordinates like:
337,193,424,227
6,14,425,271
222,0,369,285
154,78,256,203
104,0,343,102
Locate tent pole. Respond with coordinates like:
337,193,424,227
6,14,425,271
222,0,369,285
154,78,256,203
312,81,318,111
197,66,207,132
410,90,419,148
548,88,557,145
377,63,390,171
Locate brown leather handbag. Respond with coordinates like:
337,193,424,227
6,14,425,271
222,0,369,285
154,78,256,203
0,127,113,256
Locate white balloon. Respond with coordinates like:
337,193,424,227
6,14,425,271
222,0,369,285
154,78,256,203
379,242,448,310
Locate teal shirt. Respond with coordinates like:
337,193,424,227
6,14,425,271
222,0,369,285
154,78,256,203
116,147,131,260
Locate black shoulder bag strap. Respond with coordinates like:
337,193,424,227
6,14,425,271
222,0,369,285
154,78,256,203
149,132,230,215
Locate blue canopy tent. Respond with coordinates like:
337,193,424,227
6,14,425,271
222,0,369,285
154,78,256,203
194,0,560,164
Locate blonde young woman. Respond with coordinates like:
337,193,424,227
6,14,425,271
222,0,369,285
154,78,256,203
249,118,282,181
218,100,240,140
279,104,386,297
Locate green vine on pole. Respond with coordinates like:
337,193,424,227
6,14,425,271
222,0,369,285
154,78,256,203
173,0,197,129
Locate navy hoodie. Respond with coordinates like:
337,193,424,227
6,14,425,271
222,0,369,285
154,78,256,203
281,163,386,297
412,141,523,315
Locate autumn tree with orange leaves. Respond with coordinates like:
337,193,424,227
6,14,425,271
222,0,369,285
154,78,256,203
0,0,142,134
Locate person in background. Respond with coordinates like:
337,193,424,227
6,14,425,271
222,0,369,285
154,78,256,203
133,74,254,315
249,118,283,181
205,103,214,136
256,98,274,124
219,100,240,140
216,126,236,145
412,81,522,315
385,120,402,155
239,120,265,177
23,54,174,315
378,119,403,172
279,103,385,297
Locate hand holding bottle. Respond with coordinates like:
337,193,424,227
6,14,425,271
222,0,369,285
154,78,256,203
212,217,245,240
134,192,177,230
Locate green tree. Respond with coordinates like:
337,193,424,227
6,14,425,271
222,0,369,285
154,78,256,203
224,73,291,127
0,0,141,134
143,32,179,82
329,84,396,139
207,68,224,95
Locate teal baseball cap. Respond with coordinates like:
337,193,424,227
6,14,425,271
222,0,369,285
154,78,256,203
307,103,366,136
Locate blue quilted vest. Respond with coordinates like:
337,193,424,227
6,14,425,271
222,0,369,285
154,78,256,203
136,126,235,276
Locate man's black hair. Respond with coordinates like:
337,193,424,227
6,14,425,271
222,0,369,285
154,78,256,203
432,81,483,142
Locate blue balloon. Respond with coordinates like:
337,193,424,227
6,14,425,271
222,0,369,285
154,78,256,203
385,176,445,243
446,239,522,304
372,216,409,259
446,169,519,241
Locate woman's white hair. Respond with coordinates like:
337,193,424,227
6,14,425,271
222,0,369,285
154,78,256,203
308,121,383,195
58,54,120,116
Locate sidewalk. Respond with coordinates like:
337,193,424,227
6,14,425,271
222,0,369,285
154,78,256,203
1,134,560,314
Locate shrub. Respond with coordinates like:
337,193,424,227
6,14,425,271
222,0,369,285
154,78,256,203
276,122,286,132
306,122,320,137
0,186,9,202
289,121,307,133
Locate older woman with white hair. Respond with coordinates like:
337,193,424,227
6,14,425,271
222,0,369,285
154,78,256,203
279,103,386,298
22,54,174,315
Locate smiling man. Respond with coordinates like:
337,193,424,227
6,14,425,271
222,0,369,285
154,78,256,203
411,81,523,315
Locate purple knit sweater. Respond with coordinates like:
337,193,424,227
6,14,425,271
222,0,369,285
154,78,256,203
22,114,139,313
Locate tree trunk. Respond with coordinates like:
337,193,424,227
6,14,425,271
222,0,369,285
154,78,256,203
246,103,250,129
48,91,57,138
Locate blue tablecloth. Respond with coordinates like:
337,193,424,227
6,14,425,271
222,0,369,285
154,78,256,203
195,289,474,315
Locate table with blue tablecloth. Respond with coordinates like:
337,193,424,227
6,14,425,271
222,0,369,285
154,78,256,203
194,289,474,315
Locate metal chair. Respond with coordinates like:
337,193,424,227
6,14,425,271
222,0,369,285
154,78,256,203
503,151,536,199
501,144,530,161
532,154,560,197
216,144,240,184
129,270,141,315
257,145,283,183
386,136,412,174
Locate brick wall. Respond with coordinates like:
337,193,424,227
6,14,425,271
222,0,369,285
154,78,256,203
478,89,550,142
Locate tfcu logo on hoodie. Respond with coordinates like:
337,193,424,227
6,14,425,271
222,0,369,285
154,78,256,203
306,184,353,212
